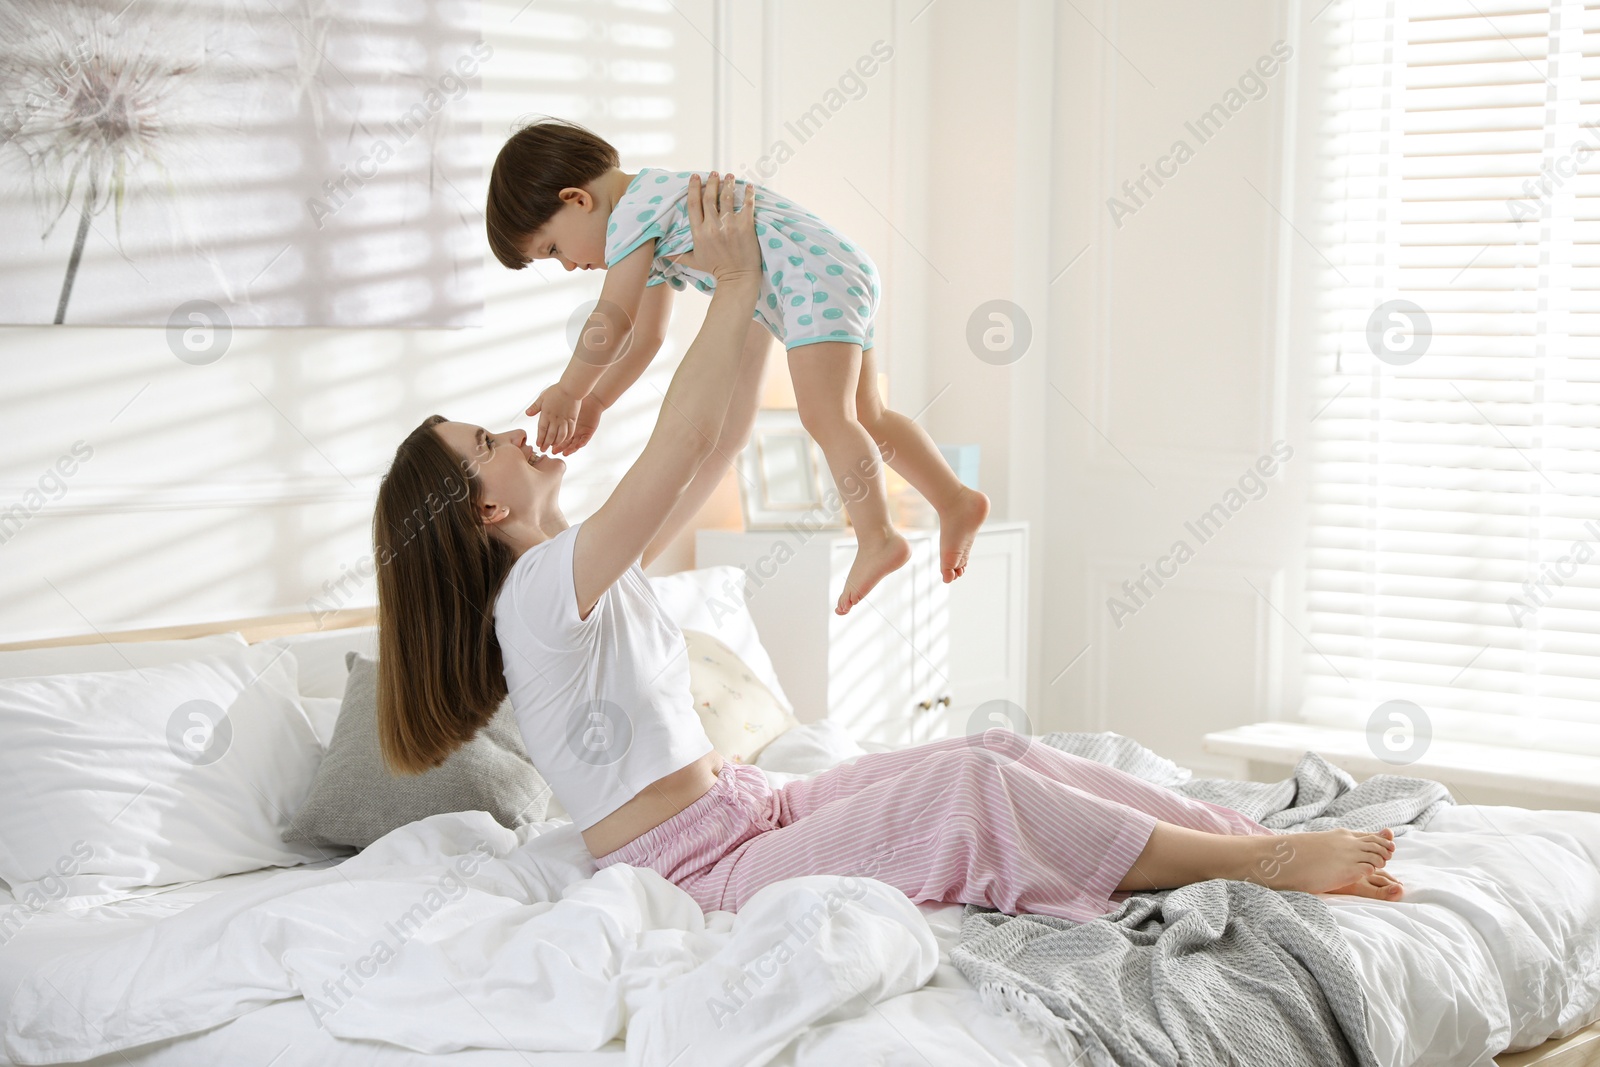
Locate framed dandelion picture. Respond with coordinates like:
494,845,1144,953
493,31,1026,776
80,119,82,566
0,0,485,327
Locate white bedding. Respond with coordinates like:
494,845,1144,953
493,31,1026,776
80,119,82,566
2,725,1598,1067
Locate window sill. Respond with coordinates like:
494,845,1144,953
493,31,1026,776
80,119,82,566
1203,722,1600,811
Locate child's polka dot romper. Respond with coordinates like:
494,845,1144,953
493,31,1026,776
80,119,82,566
603,168,882,351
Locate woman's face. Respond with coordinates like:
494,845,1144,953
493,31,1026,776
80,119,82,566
432,421,563,529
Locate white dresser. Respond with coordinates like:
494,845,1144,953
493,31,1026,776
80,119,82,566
695,521,1029,748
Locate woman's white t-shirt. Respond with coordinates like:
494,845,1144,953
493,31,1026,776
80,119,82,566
492,521,715,832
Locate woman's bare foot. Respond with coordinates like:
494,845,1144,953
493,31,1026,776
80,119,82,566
837,532,912,615
938,487,991,583
1328,867,1405,901
1242,827,1397,895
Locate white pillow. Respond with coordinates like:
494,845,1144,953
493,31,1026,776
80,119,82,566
0,632,248,680
648,566,794,713
0,631,252,897
754,719,868,777
264,625,378,699
0,644,327,910
299,695,344,750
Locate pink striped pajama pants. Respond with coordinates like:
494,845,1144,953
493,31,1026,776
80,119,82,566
593,731,1274,923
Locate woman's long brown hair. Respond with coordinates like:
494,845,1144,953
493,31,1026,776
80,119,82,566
372,415,517,775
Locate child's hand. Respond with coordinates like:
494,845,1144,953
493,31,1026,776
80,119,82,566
560,395,607,455
526,383,583,452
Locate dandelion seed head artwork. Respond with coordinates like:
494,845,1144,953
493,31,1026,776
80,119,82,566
0,0,485,326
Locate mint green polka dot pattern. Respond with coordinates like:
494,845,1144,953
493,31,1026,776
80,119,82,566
603,166,881,350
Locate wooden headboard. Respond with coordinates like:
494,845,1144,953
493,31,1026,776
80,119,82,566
0,607,377,653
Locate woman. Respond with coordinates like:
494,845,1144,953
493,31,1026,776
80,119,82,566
372,172,1402,922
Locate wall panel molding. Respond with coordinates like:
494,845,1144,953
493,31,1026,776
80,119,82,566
1085,556,1283,733
0,478,375,516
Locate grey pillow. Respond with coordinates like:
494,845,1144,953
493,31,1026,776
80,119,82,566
283,653,551,849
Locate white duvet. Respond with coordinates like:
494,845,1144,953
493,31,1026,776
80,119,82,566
3,807,938,1066
4,725,1600,1067
1325,803,1600,1066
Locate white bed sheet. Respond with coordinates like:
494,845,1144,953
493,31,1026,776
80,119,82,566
3,736,1598,1067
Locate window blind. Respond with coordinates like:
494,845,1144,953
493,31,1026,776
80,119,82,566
1304,0,1600,756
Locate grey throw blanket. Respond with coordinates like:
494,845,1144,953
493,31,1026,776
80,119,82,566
949,731,1457,1067
1045,729,1455,836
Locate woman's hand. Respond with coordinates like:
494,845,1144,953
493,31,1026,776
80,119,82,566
684,172,760,286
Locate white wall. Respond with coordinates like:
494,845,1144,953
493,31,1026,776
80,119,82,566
0,0,724,642
1035,0,1306,773
0,0,941,644
1,0,1314,781
706,0,1312,773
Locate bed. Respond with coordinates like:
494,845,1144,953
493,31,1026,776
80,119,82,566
1,607,1597,1067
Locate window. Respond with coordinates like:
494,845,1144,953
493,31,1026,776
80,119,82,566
1304,0,1600,756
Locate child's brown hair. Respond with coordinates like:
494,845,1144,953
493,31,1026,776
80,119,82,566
485,118,619,270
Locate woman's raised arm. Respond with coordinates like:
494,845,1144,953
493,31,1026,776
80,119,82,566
570,172,762,619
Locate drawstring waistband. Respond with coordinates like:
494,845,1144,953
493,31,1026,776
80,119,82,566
716,762,747,807
598,762,750,867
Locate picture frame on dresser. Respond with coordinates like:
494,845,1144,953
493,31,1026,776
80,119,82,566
734,409,847,530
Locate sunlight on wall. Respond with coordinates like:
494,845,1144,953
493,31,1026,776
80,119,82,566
0,0,715,642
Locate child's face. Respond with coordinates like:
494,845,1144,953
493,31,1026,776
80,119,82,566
522,188,608,272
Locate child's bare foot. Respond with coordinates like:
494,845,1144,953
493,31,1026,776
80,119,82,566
1242,827,1397,895
837,532,912,615
938,487,990,583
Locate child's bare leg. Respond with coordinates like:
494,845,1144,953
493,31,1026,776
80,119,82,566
642,320,770,569
788,340,910,614
1116,822,1403,901
855,343,990,582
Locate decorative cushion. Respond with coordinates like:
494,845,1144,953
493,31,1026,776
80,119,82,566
283,653,551,849
682,628,800,764
647,566,796,713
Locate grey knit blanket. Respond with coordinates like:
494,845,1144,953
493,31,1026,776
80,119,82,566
949,731,1456,1067
1044,729,1455,835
